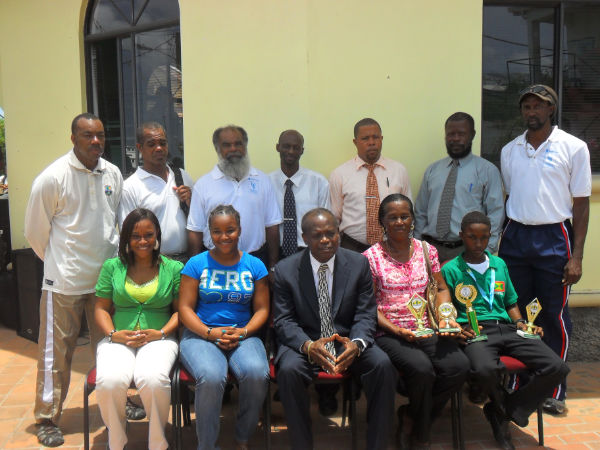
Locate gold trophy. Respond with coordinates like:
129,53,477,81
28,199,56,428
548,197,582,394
517,298,542,340
438,303,461,334
407,294,435,337
455,283,487,343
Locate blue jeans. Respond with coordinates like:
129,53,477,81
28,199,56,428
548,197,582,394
179,328,269,450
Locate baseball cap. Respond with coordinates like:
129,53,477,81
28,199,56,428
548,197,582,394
518,84,558,106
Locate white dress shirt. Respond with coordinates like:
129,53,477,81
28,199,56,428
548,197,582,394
269,167,330,248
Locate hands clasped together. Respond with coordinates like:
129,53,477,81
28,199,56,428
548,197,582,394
305,334,359,375
110,329,164,348
206,326,248,351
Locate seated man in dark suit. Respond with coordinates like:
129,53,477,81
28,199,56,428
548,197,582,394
273,208,396,450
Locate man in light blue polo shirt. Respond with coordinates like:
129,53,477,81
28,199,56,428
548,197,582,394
187,125,282,275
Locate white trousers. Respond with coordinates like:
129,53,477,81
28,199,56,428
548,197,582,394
95,336,178,450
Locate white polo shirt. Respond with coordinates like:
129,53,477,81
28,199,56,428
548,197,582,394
187,165,282,252
24,150,123,295
501,126,591,225
119,166,193,255
269,167,330,248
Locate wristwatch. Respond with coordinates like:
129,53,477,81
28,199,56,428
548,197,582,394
354,340,366,357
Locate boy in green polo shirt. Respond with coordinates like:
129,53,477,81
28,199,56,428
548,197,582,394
442,211,569,450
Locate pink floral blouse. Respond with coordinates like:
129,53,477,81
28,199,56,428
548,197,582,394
363,239,440,333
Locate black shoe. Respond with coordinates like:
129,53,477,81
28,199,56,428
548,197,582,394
125,398,146,420
37,420,64,447
483,402,514,450
543,398,565,415
395,405,409,450
318,391,338,417
467,383,487,404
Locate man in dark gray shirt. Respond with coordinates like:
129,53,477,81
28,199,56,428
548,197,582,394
414,112,504,262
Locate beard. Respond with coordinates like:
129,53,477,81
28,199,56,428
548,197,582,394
526,117,544,131
218,152,251,180
445,142,472,159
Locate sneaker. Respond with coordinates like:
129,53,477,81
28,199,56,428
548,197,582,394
125,398,146,420
543,398,565,415
37,420,64,447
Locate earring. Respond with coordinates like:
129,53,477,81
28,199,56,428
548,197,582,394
382,228,388,241
126,244,129,253
409,224,415,239
154,240,160,250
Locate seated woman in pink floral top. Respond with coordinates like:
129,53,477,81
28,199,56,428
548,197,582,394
363,194,469,449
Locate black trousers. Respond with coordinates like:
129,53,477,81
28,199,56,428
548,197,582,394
376,334,469,442
276,344,397,450
463,322,569,425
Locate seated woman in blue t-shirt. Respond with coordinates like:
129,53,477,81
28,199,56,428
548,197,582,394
179,204,270,450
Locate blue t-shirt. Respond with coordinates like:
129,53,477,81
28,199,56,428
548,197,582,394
181,251,268,327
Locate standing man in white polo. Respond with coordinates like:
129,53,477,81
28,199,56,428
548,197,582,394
119,122,192,261
25,113,122,447
499,84,591,415
187,125,282,273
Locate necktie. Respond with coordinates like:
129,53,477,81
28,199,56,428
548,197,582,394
365,164,382,245
282,179,297,257
317,264,336,358
436,159,459,239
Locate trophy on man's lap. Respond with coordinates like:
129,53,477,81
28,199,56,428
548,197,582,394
408,294,435,337
455,283,488,343
517,297,542,340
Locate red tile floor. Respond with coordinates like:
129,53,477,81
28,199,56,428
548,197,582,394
0,324,599,449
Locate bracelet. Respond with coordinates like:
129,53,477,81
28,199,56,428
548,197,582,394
206,327,213,340
239,328,248,341
160,329,166,340
515,319,527,325
108,329,116,343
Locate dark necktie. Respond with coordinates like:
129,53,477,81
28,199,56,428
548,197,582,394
282,179,297,257
317,264,336,358
365,164,382,245
436,159,458,239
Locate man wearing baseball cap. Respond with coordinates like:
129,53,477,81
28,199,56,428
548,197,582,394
498,84,591,415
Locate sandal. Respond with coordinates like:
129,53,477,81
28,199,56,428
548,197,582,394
37,420,64,447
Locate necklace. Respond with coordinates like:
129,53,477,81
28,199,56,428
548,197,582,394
383,238,413,264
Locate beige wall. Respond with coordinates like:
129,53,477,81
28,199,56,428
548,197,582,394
0,0,88,249
0,0,598,297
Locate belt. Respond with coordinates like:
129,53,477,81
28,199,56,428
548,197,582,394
422,234,463,249
340,233,370,253
478,319,508,325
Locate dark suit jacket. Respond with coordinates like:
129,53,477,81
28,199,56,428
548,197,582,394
273,247,376,361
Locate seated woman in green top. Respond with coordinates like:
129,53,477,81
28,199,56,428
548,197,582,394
94,208,182,450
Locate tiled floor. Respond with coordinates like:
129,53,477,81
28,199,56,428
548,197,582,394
0,324,599,449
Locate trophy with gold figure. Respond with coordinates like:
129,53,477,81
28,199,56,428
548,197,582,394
407,294,435,337
455,283,487,343
517,297,542,340
438,303,461,334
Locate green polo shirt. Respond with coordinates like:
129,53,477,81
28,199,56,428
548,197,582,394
95,255,183,331
441,251,517,324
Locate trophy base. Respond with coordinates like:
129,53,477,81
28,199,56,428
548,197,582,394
414,328,435,337
516,330,541,339
439,327,461,334
467,334,488,344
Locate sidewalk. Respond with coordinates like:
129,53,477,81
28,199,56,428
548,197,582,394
0,324,599,449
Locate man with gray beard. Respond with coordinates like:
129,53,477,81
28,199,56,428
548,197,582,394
187,125,282,274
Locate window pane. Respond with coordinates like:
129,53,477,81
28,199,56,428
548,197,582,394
90,39,123,168
136,28,184,168
562,4,600,172
482,6,555,165
90,0,133,34
121,37,138,176
136,0,179,26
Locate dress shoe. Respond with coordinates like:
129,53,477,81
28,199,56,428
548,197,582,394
483,402,514,450
543,397,565,415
